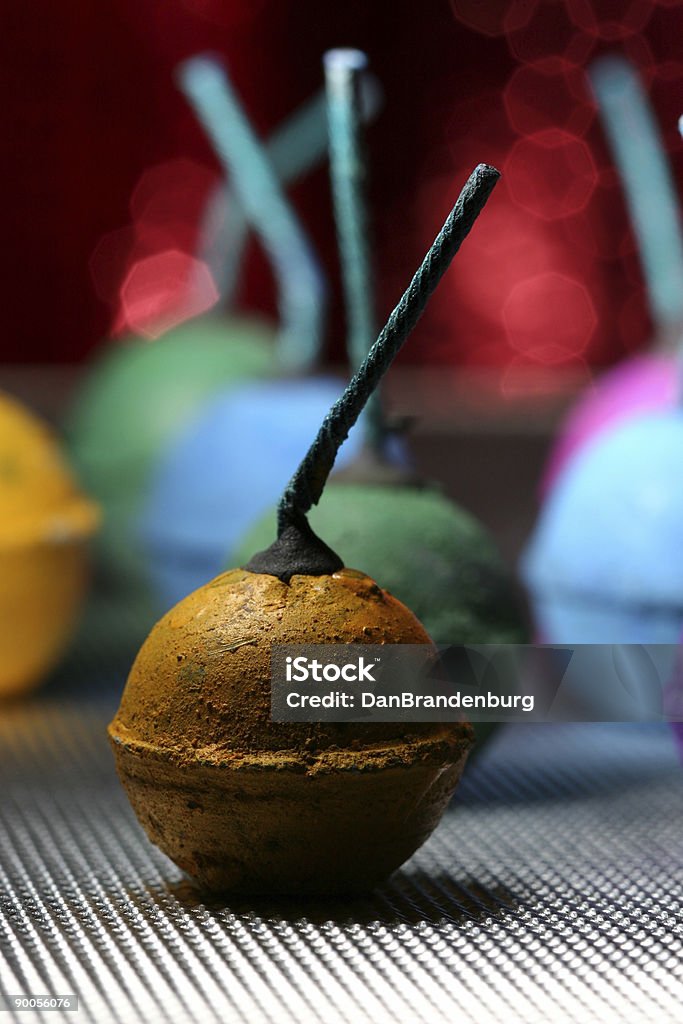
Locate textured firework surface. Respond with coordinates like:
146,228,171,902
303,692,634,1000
236,479,526,753
236,482,525,646
108,166,499,895
109,567,473,894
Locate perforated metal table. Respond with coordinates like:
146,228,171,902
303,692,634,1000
1,601,682,1024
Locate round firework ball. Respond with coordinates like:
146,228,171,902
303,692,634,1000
110,565,472,894
109,162,499,895
237,480,524,646
141,376,364,610
542,58,683,497
523,409,683,648
542,352,677,497
0,391,99,697
66,314,273,588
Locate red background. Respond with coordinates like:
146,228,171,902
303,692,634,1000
3,0,683,378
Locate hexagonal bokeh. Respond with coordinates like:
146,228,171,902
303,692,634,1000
410,173,524,362
118,250,219,338
566,0,654,41
132,216,200,261
503,57,595,137
506,2,595,65
450,0,537,37
559,185,634,260
103,0,681,378
503,271,597,363
617,32,658,83
454,184,568,312
643,2,683,74
129,159,216,221
130,159,217,256
414,170,596,367
505,130,598,220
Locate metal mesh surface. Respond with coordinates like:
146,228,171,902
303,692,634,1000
2,607,683,1024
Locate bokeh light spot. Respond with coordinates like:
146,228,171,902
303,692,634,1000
620,32,657,84
505,130,598,219
567,0,654,40
118,250,219,339
503,272,597,363
643,3,683,72
506,2,594,64
130,159,216,221
414,173,590,366
450,0,537,37
559,184,636,260
130,159,217,257
503,58,595,137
